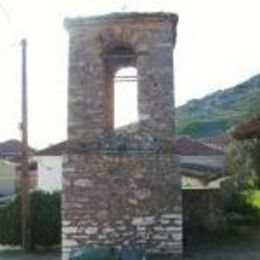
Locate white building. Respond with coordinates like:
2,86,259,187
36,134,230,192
0,160,17,197
34,141,66,192
33,156,63,191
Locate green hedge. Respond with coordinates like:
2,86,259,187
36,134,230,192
0,191,61,247
0,196,21,245
224,190,260,222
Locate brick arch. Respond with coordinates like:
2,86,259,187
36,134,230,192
102,45,137,131
97,26,138,53
103,45,137,73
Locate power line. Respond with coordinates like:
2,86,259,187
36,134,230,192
0,41,19,52
0,1,20,53
0,0,20,39
0,1,13,26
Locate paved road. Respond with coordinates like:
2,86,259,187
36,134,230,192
184,248,260,260
1,238,260,260
0,247,60,260
1,248,260,260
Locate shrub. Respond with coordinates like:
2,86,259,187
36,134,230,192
0,191,61,247
224,189,260,222
0,197,21,245
242,190,260,211
30,191,61,246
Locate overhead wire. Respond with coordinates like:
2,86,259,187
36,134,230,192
0,0,22,49
0,0,14,28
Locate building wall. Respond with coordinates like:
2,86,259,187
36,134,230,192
63,153,182,257
0,160,16,196
64,13,181,259
65,13,178,141
23,155,227,191
34,156,62,191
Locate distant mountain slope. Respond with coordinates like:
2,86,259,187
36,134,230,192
176,74,260,137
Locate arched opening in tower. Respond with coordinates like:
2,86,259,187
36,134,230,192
114,67,138,129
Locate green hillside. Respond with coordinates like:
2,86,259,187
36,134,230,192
176,74,260,137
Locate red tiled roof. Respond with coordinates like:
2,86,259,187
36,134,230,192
199,134,230,151
0,139,35,161
176,137,224,156
36,137,224,156
35,140,68,156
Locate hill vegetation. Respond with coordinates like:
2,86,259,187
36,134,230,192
176,74,260,137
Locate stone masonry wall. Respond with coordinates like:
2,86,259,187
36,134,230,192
63,13,182,259
63,153,182,258
65,13,178,140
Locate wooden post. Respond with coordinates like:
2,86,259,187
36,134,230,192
21,38,30,250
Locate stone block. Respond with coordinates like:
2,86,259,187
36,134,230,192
85,227,98,235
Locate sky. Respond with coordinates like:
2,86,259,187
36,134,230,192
0,0,260,149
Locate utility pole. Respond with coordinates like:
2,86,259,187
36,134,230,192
0,4,30,248
20,38,30,250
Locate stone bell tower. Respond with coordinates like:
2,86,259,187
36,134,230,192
63,13,182,259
